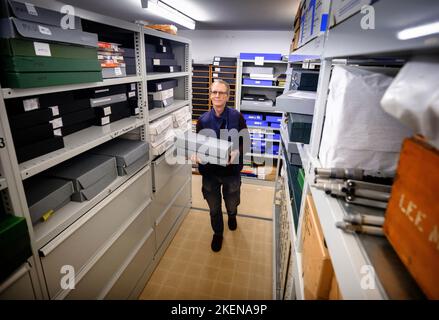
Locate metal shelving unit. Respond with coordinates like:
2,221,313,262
0,0,192,300
277,0,439,300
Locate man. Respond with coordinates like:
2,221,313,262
194,79,249,252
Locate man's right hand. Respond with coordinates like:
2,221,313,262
190,153,202,164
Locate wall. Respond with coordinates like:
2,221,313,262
179,30,292,63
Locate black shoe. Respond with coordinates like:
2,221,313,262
211,234,223,252
228,215,237,231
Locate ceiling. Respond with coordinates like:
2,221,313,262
61,0,299,30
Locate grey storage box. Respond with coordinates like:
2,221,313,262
102,67,127,79
176,147,228,167
24,177,74,224
242,66,274,74
240,100,273,108
275,90,316,114
152,96,174,108
90,138,150,176
0,18,98,47
0,0,82,29
175,131,232,163
90,93,127,107
49,154,117,202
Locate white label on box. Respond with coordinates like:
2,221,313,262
50,118,63,129
255,56,265,66
255,80,261,84
95,88,109,94
213,73,218,78
214,57,220,61
103,106,112,116
153,59,160,65
23,98,39,112
114,67,122,76
159,39,164,46
130,83,136,91
101,116,110,125
134,107,140,114
162,47,167,53
53,129,62,137
214,62,219,66
50,106,59,117
128,91,136,98
215,68,221,72
33,42,51,57
169,66,174,72
157,84,162,91
38,25,52,36
25,2,38,16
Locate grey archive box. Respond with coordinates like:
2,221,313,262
242,66,274,74
0,0,82,29
102,67,127,79
90,138,150,176
90,93,127,107
49,154,117,202
152,96,174,108
24,177,74,224
0,18,98,47
175,131,232,162
240,100,273,108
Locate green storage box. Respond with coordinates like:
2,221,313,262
0,38,98,59
1,71,103,88
1,56,101,72
0,214,32,282
297,168,305,191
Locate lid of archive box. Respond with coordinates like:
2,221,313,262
91,138,149,168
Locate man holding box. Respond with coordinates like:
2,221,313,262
194,79,249,252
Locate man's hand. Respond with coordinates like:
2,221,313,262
228,150,240,165
190,153,202,164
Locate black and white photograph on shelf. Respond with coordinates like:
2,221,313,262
0,0,438,307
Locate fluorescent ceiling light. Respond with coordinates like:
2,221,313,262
397,21,439,40
142,0,196,30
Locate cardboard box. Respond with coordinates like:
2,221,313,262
328,274,343,300
301,193,334,299
152,88,174,101
49,154,117,202
175,131,232,162
24,176,74,224
383,137,439,299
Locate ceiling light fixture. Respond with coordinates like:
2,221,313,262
141,0,196,30
397,21,439,40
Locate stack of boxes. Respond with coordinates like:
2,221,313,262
123,47,136,75
98,41,127,79
147,78,177,109
172,105,191,132
243,112,281,156
242,64,278,87
145,37,181,73
212,56,237,108
192,64,211,120
241,93,274,111
0,0,102,88
149,116,175,157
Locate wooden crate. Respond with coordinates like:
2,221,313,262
301,193,334,300
384,137,439,299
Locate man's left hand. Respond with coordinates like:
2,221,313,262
228,150,240,165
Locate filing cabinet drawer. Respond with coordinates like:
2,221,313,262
40,166,152,299
151,147,186,192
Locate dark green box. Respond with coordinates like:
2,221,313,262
1,56,101,72
0,214,32,282
0,38,98,59
1,71,103,88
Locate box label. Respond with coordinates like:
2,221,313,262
25,2,38,16
131,83,136,91
157,84,162,91
101,116,110,125
50,106,60,117
38,25,52,36
50,118,63,129
128,91,136,98
33,42,51,57
153,59,160,65
255,56,265,66
215,68,221,72
103,106,112,116
169,66,174,72
114,67,122,76
162,47,167,53
23,98,39,112
213,73,218,78
214,62,219,66
134,107,140,114
53,128,62,136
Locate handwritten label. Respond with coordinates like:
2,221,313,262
38,25,52,36
23,98,39,112
33,42,51,57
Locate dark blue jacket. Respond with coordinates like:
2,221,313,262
196,107,249,176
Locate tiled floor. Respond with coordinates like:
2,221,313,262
191,174,275,220
139,179,274,300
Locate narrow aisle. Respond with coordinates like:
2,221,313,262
140,175,274,300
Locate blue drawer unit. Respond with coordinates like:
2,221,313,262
266,115,282,123
243,79,273,86
243,113,263,121
270,122,281,129
240,53,282,61
247,120,268,127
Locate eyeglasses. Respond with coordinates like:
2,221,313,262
210,91,228,96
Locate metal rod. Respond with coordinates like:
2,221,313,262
336,221,385,236
344,213,385,226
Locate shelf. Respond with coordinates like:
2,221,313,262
242,85,285,89
0,178,7,191
280,125,299,154
289,35,325,62
146,72,189,81
275,90,316,114
143,27,191,44
240,105,283,114
149,100,190,122
34,165,149,249
20,117,145,180
324,0,439,59
247,125,280,131
2,76,142,99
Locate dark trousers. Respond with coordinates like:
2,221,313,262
201,174,241,235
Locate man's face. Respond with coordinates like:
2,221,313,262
210,82,229,109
